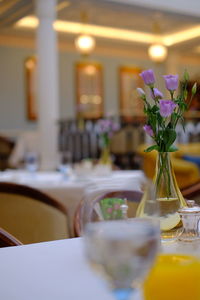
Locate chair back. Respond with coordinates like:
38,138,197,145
0,136,14,170
0,227,22,247
181,179,200,205
74,189,143,237
0,182,70,244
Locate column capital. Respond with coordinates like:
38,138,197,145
35,0,57,19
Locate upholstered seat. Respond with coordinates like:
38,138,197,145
0,182,70,244
137,144,200,189
181,179,200,204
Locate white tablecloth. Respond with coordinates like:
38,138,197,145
1,236,199,300
0,237,142,300
0,170,145,236
1,236,198,300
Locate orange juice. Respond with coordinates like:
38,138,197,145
143,254,200,300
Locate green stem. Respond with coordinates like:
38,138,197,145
170,91,174,100
155,152,172,199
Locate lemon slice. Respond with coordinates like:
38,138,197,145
160,213,180,231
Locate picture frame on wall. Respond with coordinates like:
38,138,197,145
75,62,103,119
119,66,144,121
25,56,37,121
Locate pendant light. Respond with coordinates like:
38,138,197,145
75,11,96,56
148,18,168,63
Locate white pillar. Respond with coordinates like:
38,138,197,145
35,0,59,170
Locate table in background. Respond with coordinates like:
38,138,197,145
0,170,145,236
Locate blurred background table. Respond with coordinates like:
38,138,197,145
0,169,145,236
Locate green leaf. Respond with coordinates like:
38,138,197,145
144,145,159,152
168,145,178,152
156,112,163,124
151,105,159,113
148,114,157,132
163,128,177,150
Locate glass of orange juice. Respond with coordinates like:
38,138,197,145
143,253,200,300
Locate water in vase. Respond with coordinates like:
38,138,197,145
157,197,182,240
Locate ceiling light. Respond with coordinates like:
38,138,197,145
148,44,168,62
163,25,200,46
15,16,200,47
15,16,156,45
75,34,96,55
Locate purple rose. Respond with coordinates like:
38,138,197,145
143,125,154,137
98,119,110,133
98,119,119,134
140,69,155,86
111,122,120,132
151,88,163,99
163,75,179,91
137,88,145,96
159,100,177,117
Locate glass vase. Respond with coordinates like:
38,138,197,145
136,152,187,242
99,145,112,166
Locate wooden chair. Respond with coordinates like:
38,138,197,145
0,227,22,247
0,182,70,244
74,190,143,237
181,179,200,204
0,136,15,170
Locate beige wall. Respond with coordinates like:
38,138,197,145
0,35,199,136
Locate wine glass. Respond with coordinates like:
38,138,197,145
84,219,160,300
80,178,145,234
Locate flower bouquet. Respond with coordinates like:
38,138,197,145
136,69,197,241
138,69,196,154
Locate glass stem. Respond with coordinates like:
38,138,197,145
113,288,133,300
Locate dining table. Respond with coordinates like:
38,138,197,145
0,237,142,300
0,236,198,300
0,169,145,236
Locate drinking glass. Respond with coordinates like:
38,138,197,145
144,252,200,300
57,151,72,179
84,219,160,300
24,151,39,173
143,232,200,300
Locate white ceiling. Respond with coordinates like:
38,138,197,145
0,0,199,53
57,0,200,34
109,0,200,18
